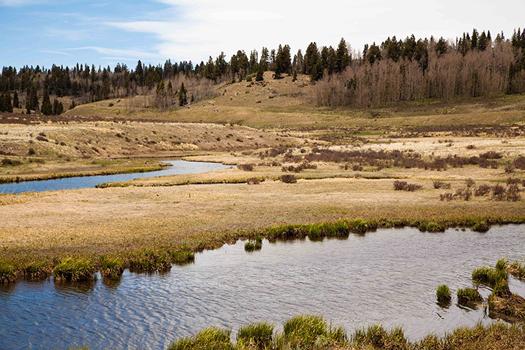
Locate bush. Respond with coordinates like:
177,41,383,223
246,177,262,185
393,180,422,191
457,288,483,308
169,327,233,350
280,174,297,184
1,158,22,167
237,322,274,349
53,257,95,282
237,164,254,171
433,180,451,189
436,284,452,305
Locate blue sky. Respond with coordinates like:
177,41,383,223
1,0,524,69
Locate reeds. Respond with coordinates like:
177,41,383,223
53,257,96,282
457,288,483,308
436,285,451,306
236,322,274,349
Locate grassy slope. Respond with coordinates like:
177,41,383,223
67,72,525,130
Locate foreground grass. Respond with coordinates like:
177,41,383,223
167,315,525,350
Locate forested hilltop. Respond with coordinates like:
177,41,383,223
1,28,525,114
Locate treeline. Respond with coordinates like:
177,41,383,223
1,28,525,113
316,29,525,107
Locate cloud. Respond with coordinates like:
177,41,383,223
64,46,158,60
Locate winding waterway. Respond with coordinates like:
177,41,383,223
0,160,229,194
1,225,524,350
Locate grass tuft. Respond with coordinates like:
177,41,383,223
245,237,263,252
23,261,52,281
457,288,483,308
169,250,195,265
353,324,408,349
436,284,452,306
99,256,125,280
53,257,95,282
236,322,274,349
129,249,172,273
0,260,17,284
168,327,233,350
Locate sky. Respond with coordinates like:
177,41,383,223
1,0,524,69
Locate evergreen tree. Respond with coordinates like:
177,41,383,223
259,47,269,71
336,38,351,72
178,82,188,106
52,98,64,115
255,65,264,81
435,38,448,56
12,91,19,108
304,42,323,81
293,50,305,74
41,89,52,115
69,100,76,110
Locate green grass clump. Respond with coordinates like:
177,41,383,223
472,266,508,289
100,256,124,280
169,250,195,265
436,284,452,306
129,249,172,273
419,221,445,233
353,324,408,349
0,260,17,284
471,220,490,233
245,237,263,252
23,261,52,281
457,288,483,308
168,327,233,350
347,218,377,235
280,315,346,348
236,322,274,349
53,257,95,282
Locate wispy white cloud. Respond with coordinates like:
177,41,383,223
64,46,158,60
105,0,525,63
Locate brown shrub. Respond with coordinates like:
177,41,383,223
280,175,297,184
237,164,254,172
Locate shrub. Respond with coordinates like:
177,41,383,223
236,322,274,349
1,158,22,166
27,147,36,156
436,285,451,305
129,249,171,273
457,288,483,308
513,156,525,170
0,260,17,284
280,174,297,184
475,184,492,197
506,184,521,202
246,177,262,185
393,180,422,191
433,180,451,189
169,327,233,350
100,256,124,280
237,164,254,171
53,257,95,282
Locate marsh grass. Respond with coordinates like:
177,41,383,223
0,260,17,284
23,261,52,281
236,322,274,349
169,250,195,265
353,324,408,350
508,260,525,280
168,327,233,350
457,288,483,308
129,249,172,273
245,238,263,252
472,266,508,289
53,257,96,282
436,285,452,306
166,315,525,350
99,256,125,280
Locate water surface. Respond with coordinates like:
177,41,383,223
1,225,524,350
0,160,229,194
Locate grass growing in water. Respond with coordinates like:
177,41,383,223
457,288,483,308
99,256,125,280
279,315,347,349
23,261,52,281
236,322,274,349
53,257,96,282
169,249,195,265
244,237,263,252
353,324,408,349
436,284,452,306
508,260,525,280
128,249,172,273
0,260,17,284
168,327,233,350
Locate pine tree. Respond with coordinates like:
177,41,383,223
305,42,323,81
336,38,351,73
12,91,19,108
41,89,52,115
255,65,264,81
52,98,64,115
178,82,188,106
